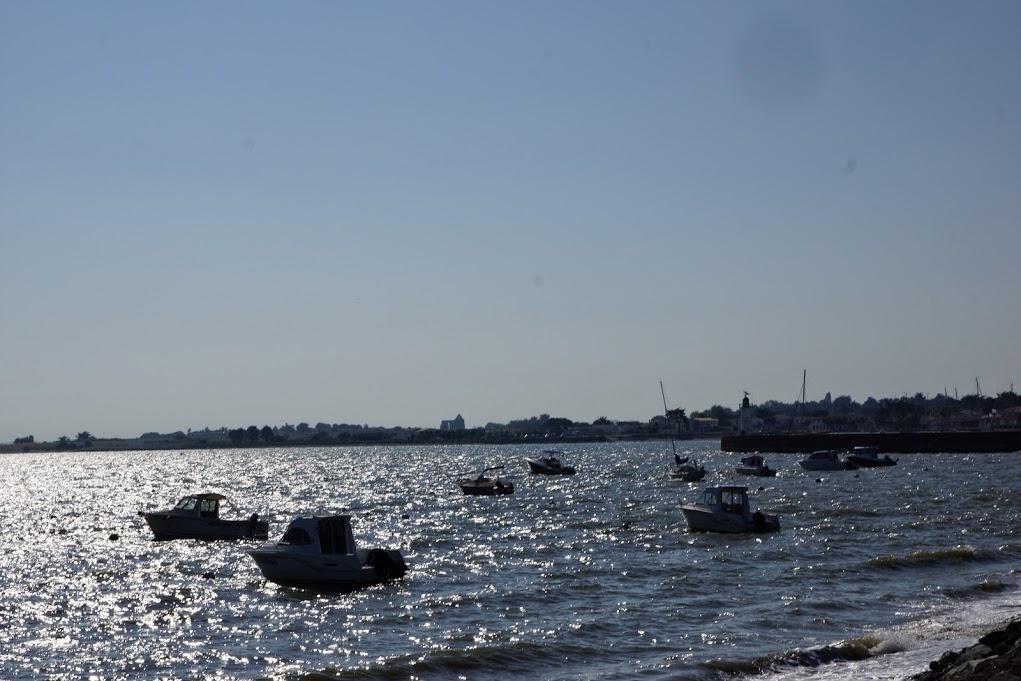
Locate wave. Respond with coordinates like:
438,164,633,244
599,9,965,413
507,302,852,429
286,639,611,681
701,632,911,678
938,579,1015,600
867,545,999,570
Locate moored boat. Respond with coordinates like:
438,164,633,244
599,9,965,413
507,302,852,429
799,450,857,471
660,382,705,481
457,466,515,495
142,492,268,541
845,446,897,468
735,455,777,477
248,515,407,592
526,450,576,475
680,485,780,534
668,454,706,482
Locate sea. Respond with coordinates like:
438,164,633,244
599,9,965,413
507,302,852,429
3,441,1021,680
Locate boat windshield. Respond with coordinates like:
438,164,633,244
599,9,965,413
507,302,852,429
280,527,313,545
175,496,199,510
696,489,720,506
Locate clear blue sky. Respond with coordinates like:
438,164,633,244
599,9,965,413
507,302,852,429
2,1,1019,442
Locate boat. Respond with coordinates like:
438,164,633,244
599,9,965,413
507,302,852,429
248,514,408,592
525,450,577,475
798,450,857,471
660,382,705,481
680,485,781,534
845,446,897,468
668,454,707,482
735,455,777,477
142,492,269,541
457,466,515,495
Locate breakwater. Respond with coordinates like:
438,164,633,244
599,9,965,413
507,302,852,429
720,430,1021,454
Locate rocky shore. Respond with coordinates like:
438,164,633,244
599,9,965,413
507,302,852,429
912,618,1021,680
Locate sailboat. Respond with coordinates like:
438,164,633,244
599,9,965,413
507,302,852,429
662,382,706,482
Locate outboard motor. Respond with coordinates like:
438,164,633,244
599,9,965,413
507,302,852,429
366,549,408,579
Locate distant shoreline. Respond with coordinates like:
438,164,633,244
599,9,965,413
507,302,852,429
0,433,699,455
5,430,1021,455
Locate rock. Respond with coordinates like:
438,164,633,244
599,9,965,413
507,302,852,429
913,618,1021,681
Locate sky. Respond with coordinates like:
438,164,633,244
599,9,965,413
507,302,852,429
2,1,1019,442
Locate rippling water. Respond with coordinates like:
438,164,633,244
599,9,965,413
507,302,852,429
3,442,1021,680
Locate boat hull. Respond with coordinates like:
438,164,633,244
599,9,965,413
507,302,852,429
144,512,268,541
668,466,706,482
249,548,407,593
799,461,855,471
735,467,776,477
526,458,576,475
680,505,780,534
845,457,896,468
458,480,514,495
799,452,856,471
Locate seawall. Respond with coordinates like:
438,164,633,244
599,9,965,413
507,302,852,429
720,430,1021,454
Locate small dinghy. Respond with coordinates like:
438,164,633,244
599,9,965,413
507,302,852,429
525,450,576,475
799,450,856,471
457,466,515,495
845,446,897,468
734,455,777,477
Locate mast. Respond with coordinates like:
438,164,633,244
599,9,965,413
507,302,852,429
788,370,806,435
660,381,678,460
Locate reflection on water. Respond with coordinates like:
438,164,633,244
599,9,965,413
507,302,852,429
2,444,1020,680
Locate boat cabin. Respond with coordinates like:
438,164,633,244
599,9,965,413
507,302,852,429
682,484,780,533
277,516,357,555
173,493,226,519
740,455,766,468
807,450,838,460
694,486,752,516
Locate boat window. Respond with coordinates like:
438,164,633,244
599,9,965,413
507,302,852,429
319,517,354,554
199,498,218,518
280,527,312,545
175,497,198,510
721,490,745,514
697,489,720,506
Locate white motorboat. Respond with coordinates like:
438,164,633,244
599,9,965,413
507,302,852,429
248,515,407,592
680,485,780,534
668,454,706,482
525,450,576,475
142,493,268,541
735,455,777,477
458,466,515,495
845,446,897,468
798,450,857,471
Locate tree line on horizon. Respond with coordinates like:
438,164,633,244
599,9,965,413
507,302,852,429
14,388,1020,448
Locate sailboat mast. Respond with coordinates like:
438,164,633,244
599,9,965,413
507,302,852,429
660,381,678,458
787,370,807,435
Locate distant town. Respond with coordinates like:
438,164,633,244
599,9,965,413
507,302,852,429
5,387,1019,454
